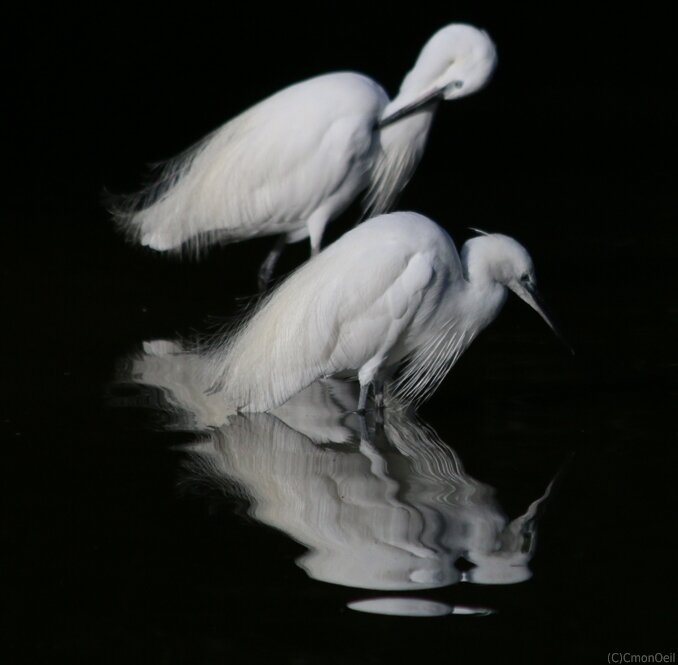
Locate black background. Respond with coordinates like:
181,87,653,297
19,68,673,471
4,2,677,664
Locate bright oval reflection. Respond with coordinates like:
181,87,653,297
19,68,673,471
347,598,496,617
449,605,496,616
348,598,455,617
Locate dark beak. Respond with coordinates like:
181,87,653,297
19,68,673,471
378,88,445,128
515,283,574,356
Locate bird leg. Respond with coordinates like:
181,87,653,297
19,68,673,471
374,405,384,427
357,378,387,415
358,412,371,442
307,213,328,256
373,379,385,410
357,383,370,415
357,409,385,443
258,235,287,291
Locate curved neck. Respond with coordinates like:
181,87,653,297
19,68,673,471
459,243,508,332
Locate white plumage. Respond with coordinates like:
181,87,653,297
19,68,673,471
113,24,497,285
205,211,563,413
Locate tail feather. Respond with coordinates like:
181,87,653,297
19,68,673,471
109,130,219,257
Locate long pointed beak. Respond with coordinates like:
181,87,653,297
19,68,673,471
514,284,574,355
378,88,445,128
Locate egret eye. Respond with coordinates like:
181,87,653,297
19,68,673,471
454,80,464,89
520,273,531,284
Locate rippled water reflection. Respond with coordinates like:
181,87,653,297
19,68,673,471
115,339,562,614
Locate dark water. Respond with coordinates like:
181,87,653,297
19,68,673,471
5,3,677,664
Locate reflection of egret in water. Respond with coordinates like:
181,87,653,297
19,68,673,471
117,340,556,608
181,403,552,590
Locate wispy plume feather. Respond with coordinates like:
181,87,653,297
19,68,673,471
392,320,473,406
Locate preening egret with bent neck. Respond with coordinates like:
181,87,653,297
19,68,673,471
207,211,567,414
112,24,497,288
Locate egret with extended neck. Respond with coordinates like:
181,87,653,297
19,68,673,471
205,212,566,414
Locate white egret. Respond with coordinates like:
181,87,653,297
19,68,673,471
112,24,497,288
206,211,568,414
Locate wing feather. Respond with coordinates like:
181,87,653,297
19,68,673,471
112,73,387,256
206,213,438,412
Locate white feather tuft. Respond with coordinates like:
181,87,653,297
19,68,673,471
391,321,475,406
362,111,435,218
110,108,274,259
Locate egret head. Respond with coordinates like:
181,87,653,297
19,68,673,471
404,24,497,100
380,24,497,129
464,233,570,350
